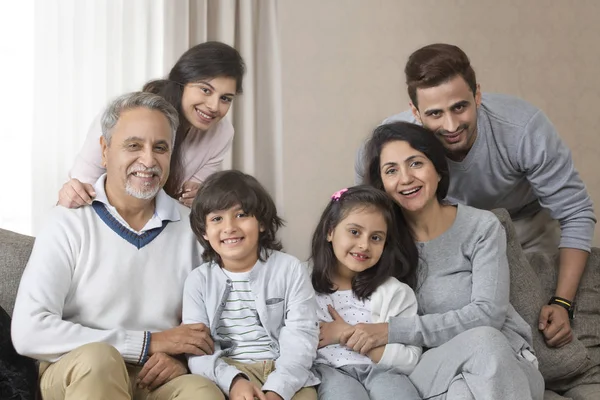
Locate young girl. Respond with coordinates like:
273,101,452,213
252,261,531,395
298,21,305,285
310,185,421,400
58,41,246,208
183,170,319,400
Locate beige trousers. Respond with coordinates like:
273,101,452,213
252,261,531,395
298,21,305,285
223,358,317,400
39,342,224,400
512,208,561,254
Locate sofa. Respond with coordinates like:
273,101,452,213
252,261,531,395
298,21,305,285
1,208,600,399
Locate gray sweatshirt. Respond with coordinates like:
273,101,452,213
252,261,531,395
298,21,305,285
388,204,533,353
355,93,596,251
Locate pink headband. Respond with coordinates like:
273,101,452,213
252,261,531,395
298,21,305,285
331,188,348,201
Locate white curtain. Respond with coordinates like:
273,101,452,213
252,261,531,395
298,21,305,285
29,0,282,233
0,1,34,235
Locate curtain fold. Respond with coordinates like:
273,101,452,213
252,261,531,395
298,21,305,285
30,0,282,233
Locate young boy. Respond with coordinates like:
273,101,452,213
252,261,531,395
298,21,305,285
184,170,319,400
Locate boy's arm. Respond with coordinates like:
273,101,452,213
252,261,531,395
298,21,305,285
262,261,319,400
182,270,246,395
371,279,422,374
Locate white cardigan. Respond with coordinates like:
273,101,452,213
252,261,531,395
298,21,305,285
316,276,422,375
370,277,422,372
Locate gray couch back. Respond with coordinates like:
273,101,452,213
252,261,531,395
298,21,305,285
0,228,34,317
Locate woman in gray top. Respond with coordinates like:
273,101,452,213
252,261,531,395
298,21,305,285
341,121,544,400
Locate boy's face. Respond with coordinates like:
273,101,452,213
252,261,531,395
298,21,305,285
203,205,264,272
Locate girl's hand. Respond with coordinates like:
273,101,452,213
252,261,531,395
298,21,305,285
318,304,351,348
340,322,389,355
179,181,200,207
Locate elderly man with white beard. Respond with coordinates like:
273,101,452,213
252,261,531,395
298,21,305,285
11,92,224,400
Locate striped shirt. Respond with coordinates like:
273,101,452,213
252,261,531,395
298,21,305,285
217,270,277,363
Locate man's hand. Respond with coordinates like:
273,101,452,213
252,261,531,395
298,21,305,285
318,304,352,348
136,353,187,391
539,304,573,348
340,323,389,355
265,391,284,400
150,323,214,356
179,181,201,208
229,376,266,400
58,178,96,208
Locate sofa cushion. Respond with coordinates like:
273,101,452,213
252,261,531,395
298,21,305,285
527,249,600,367
527,250,600,393
563,384,600,400
0,229,34,317
491,209,592,383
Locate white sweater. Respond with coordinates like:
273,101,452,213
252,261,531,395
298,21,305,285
11,182,203,364
316,277,422,375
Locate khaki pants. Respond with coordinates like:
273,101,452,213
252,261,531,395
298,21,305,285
223,358,317,400
39,342,224,400
512,208,561,254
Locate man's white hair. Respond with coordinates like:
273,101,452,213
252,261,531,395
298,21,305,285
100,91,179,146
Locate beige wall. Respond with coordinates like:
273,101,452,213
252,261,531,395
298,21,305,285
278,0,600,260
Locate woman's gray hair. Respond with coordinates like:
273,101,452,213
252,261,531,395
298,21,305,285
100,91,179,146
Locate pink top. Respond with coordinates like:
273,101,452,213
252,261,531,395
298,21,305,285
69,113,234,188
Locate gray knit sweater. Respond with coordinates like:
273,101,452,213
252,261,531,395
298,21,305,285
388,204,533,354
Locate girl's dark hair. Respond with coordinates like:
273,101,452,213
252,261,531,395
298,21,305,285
310,185,418,299
190,170,283,266
143,41,246,198
364,121,450,203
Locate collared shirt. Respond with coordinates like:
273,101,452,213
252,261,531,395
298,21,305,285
92,174,180,233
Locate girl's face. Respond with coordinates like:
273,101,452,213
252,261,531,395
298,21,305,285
181,76,237,132
379,140,441,214
327,206,387,279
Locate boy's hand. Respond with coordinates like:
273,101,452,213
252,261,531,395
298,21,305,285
149,323,214,356
318,304,351,348
230,376,266,400
136,352,187,390
265,391,284,400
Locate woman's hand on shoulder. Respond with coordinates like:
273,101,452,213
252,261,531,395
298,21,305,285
58,178,96,208
179,181,201,207
318,304,351,348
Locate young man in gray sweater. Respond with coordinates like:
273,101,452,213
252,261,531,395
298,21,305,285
355,43,596,350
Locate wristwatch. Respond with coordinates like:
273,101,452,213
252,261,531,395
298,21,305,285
548,296,575,320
